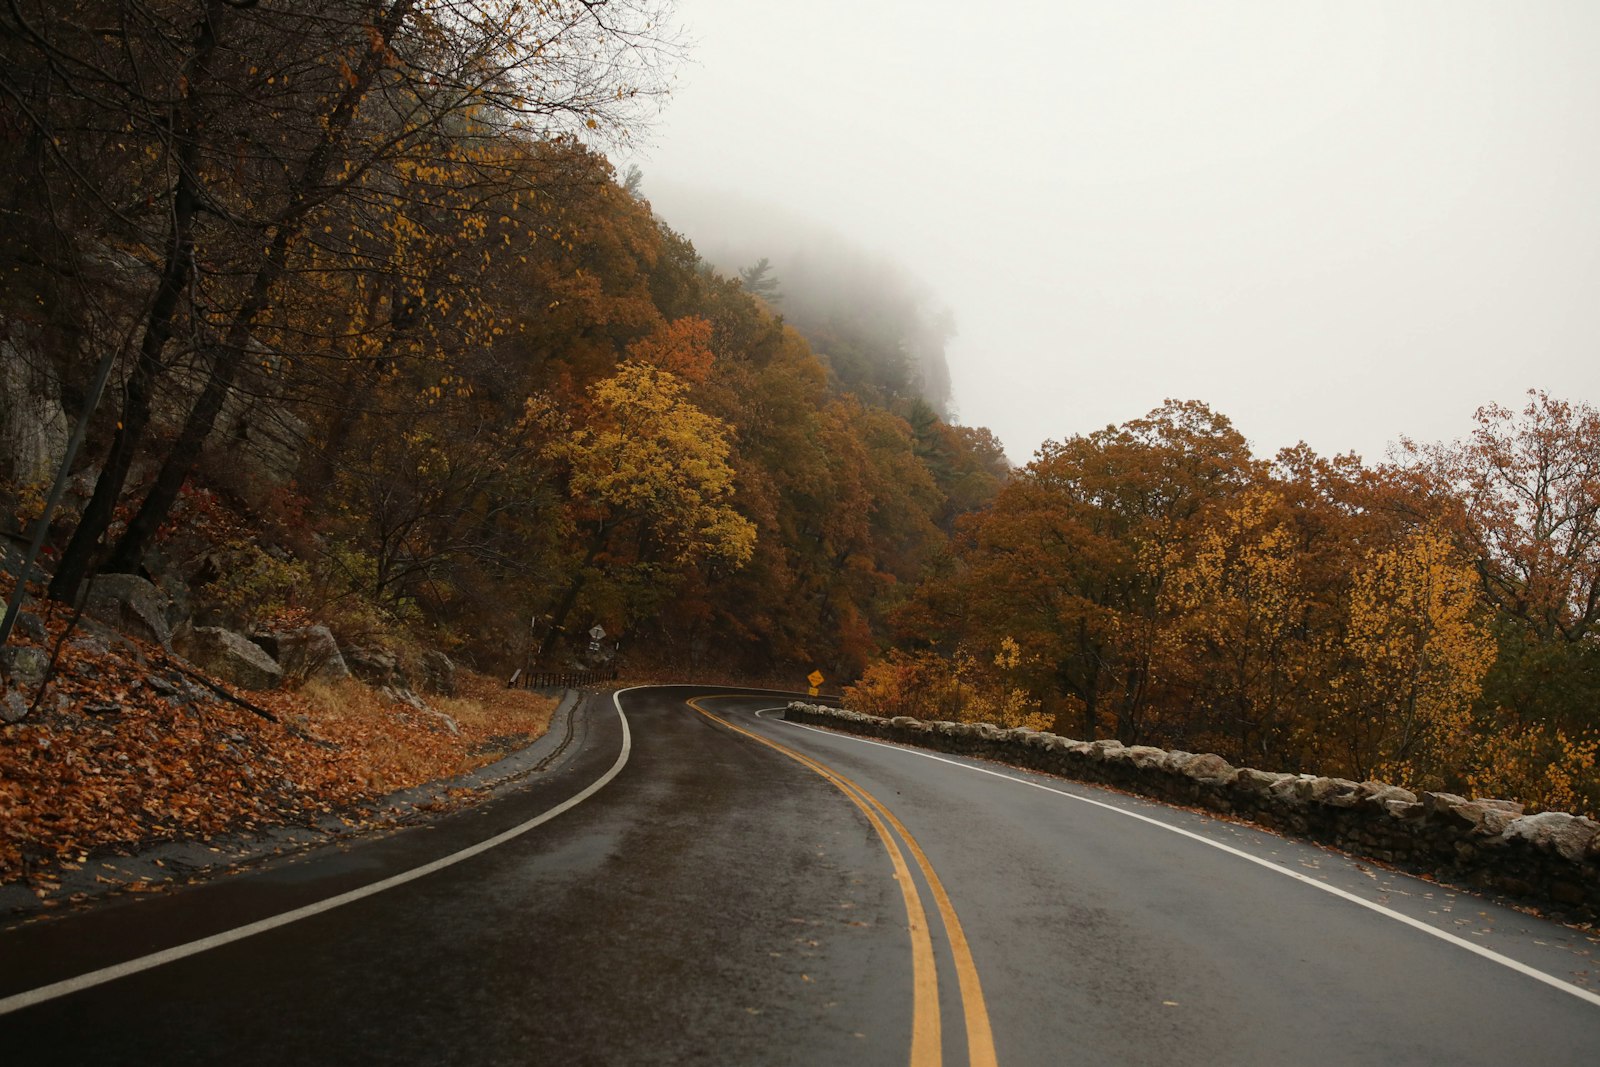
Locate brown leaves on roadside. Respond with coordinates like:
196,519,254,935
0,614,555,887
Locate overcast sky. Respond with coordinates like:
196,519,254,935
626,1,1600,465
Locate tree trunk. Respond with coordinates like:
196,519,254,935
101,1,419,575
48,1,224,601
537,524,610,664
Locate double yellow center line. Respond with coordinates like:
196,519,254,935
688,697,998,1067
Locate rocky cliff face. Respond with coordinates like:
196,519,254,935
0,334,69,486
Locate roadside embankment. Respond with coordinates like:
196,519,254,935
785,702,1600,925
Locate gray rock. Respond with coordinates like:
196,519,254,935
381,684,430,711
1308,777,1363,807
1359,781,1417,802
0,645,49,689
1420,791,1470,819
144,673,182,697
1124,745,1168,770
174,626,283,690
345,646,401,688
1501,811,1600,862
1447,800,1526,834
1385,800,1425,819
256,625,349,685
12,612,46,642
1266,773,1315,801
419,649,457,696
0,334,69,484
1178,753,1236,783
1232,768,1293,795
68,632,110,657
2,691,27,723
1088,739,1126,761
82,573,172,647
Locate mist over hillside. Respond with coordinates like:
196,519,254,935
639,177,957,417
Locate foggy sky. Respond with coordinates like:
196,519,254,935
629,1,1600,465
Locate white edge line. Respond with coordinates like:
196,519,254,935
754,707,1600,1010
0,688,637,1017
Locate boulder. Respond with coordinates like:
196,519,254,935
1420,792,1470,820
1446,799,1526,834
11,612,46,642
1088,739,1126,761
419,649,457,696
175,626,283,690
1359,782,1417,804
1124,745,1168,770
0,645,49,689
254,625,350,684
345,645,402,688
1469,798,1525,815
1307,777,1363,807
2,691,27,723
1268,774,1321,804
1177,752,1236,783
83,573,172,647
1231,768,1293,796
1501,812,1600,863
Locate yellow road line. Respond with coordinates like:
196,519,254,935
687,697,940,1066
690,696,998,1067
860,787,999,1067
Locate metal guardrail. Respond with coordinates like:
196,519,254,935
507,667,619,690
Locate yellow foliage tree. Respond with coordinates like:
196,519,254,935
843,638,1048,731
1160,487,1308,760
1334,527,1497,786
537,360,756,658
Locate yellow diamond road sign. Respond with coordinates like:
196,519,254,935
807,670,824,688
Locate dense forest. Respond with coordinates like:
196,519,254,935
0,0,1007,685
849,393,1600,815
1,1,1597,817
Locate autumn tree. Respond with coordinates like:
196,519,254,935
536,358,756,660
905,400,1255,743
1329,526,1497,785
1160,486,1309,760
0,0,680,603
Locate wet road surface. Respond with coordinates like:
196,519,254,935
3,685,1599,1064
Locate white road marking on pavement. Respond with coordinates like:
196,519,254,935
757,708,1600,1010
0,691,636,1017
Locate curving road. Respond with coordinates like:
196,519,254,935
2,685,1599,1064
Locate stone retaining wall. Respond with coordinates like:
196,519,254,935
785,702,1600,924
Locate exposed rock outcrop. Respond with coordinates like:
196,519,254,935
419,650,457,696
83,574,173,648
345,645,403,688
0,334,68,485
251,625,350,685
174,625,283,690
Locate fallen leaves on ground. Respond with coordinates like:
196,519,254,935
0,614,556,889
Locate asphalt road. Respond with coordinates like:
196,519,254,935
3,685,1599,1064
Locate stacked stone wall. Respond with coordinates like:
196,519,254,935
784,703,1600,923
